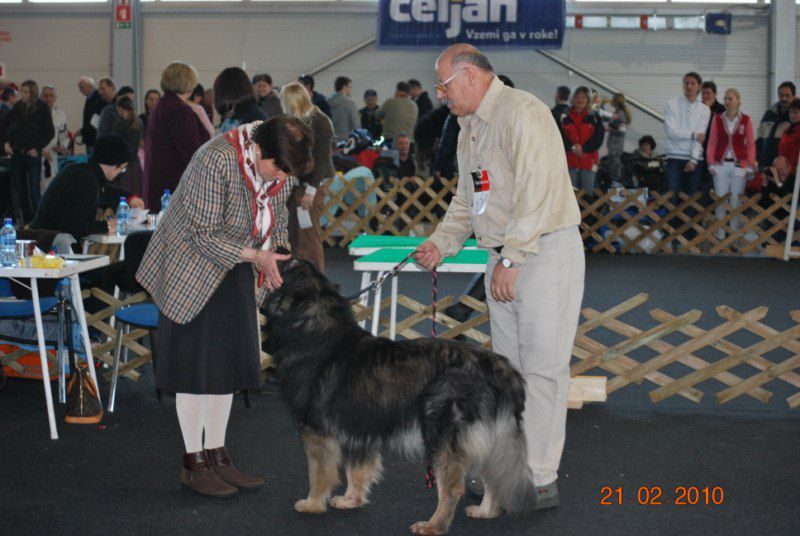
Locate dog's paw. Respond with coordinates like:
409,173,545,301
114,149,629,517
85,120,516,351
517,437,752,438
465,505,500,519
294,498,327,514
409,521,446,535
330,495,365,509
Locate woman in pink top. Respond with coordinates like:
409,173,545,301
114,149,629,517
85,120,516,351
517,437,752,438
185,84,215,139
706,88,756,240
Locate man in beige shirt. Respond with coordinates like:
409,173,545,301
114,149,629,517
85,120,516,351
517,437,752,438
375,81,418,144
414,44,585,513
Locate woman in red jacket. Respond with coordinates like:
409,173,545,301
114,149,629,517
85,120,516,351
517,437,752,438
707,88,756,239
777,99,800,176
560,86,605,193
142,62,210,211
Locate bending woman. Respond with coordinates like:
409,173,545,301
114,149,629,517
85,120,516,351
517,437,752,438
137,115,313,498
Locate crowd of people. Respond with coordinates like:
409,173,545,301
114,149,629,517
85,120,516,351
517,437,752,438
1,63,798,255
550,75,798,210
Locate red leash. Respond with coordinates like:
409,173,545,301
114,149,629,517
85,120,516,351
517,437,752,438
431,269,438,338
426,267,438,488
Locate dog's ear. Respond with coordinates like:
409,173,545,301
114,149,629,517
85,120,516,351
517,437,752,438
277,257,301,276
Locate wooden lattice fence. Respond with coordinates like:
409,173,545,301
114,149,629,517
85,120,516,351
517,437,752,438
295,291,800,409
7,287,791,410
319,176,798,257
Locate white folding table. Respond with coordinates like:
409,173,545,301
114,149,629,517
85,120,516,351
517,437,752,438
353,247,487,340
1,254,110,439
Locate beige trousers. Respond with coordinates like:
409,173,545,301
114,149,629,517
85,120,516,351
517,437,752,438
484,225,585,486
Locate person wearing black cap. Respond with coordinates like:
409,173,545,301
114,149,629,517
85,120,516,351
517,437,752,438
31,134,144,242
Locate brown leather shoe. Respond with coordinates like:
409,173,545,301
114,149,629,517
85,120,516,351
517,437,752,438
205,446,264,491
181,451,238,498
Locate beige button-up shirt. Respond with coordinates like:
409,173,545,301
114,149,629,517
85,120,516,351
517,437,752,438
429,76,581,264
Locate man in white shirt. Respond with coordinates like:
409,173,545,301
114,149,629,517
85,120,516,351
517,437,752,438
40,85,69,191
663,72,710,202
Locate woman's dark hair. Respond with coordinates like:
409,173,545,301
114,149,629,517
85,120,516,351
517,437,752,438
20,80,40,115
213,67,256,117
572,86,591,107
253,73,273,86
143,89,161,112
638,135,656,151
701,80,717,94
253,114,315,177
190,84,205,102
116,96,139,131
789,98,800,113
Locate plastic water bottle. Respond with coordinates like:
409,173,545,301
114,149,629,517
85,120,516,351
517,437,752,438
160,189,172,212
117,197,130,236
157,189,172,227
0,218,17,267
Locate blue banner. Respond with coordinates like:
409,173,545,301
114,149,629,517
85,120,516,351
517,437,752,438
378,0,565,49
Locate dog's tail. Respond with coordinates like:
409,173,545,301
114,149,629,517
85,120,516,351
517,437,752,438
478,411,535,513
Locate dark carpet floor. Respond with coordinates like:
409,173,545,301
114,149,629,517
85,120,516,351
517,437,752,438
1,249,798,535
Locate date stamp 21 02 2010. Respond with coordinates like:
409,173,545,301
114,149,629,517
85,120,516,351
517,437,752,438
600,485,725,506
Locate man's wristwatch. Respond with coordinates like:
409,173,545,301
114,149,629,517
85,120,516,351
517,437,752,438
500,257,514,269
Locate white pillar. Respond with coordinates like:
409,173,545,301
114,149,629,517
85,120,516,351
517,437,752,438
769,0,797,106
110,0,142,109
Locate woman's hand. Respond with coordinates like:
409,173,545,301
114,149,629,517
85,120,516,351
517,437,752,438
27,148,38,158
708,165,717,176
572,144,584,157
254,249,292,291
300,192,314,210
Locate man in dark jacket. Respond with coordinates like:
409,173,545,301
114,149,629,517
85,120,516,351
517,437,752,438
78,76,109,152
31,135,143,242
551,85,570,126
299,74,331,118
359,89,382,139
408,79,433,119
757,81,796,169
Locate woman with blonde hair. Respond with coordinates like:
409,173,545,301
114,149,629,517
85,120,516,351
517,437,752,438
279,82,334,272
142,61,210,210
706,87,756,240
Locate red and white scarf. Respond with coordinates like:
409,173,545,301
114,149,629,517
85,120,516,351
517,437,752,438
225,121,286,285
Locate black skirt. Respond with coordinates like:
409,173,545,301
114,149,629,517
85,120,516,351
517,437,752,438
155,263,262,394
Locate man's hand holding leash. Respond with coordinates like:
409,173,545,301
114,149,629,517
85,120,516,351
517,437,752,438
414,241,517,303
413,241,442,272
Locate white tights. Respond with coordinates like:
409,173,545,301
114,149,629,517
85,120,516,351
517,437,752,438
175,393,234,453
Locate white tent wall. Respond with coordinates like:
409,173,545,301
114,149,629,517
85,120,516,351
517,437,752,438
0,8,779,153
0,14,110,141
142,12,769,152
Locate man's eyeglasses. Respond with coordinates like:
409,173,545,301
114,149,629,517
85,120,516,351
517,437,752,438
434,69,465,95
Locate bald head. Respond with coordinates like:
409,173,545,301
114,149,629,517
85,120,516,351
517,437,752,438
436,44,494,73
434,44,495,117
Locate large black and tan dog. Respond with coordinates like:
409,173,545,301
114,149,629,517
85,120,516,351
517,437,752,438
263,260,533,535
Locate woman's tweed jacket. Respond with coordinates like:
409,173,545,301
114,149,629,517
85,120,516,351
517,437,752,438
136,134,291,324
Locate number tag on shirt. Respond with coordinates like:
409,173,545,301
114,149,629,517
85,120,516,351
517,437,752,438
471,168,490,215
